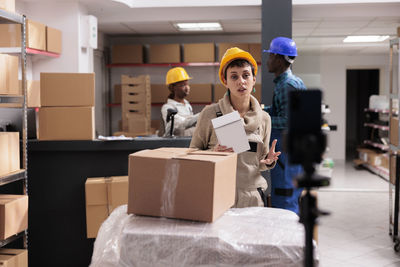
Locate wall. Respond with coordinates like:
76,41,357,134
293,53,391,161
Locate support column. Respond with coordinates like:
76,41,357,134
261,0,292,105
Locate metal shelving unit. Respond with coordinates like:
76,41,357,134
0,9,28,249
388,37,400,252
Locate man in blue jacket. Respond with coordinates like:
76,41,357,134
263,37,307,214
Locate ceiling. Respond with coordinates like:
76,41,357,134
24,0,400,54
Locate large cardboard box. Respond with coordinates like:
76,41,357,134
0,0,15,12
40,73,95,107
149,44,180,63
0,54,18,95
112,45,143,64
38,107,95,140
85,176,128,238
46,26,62,54
218,43,250,61
0,24,20,47
184,43,215,62
27,20,46,51
390,154,396,185
151,84,169,103
0,132,19,177
186,84,212,103
0,195,28,240
121,74,149,86
0,249,27,267
249,43,261,62
390,117,399,146
128,148,237,222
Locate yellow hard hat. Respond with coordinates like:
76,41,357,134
218,47,257,85
165,67,192,85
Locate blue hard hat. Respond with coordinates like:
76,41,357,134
263,37,297,57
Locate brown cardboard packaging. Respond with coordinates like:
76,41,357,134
20,80,40,107
128,148,237,222
249,43,261,62
184,43,215,62
114,84,121,104
40,73,95,107
0,24,20,47
151,84,169,103
85,176,128,238
46,26,62,54
254,84,262,103
213,84,227,102
149,44,180,63
0,132,19,177
127,113,149,134
26,20,46,51
390,117,399,146
186,84,212,103
0,54,18,95
0,249,27,267
0,0,15,12
218,43,250,61
27,80,40,107
37,107,95,140
0,195,28,240
121,74,149,86
112,45,143,64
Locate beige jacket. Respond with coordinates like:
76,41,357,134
190,94,274,207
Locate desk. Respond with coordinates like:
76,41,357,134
28,137,191,267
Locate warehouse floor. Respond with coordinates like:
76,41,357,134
316,161,400,267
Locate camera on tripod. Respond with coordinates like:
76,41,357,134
285,89,330,267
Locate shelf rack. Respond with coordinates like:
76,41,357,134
388,37,400,252
0,9,28,249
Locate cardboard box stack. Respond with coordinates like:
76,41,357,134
85,176,128,238
0,195,28,240
119,75,151,136
128,147,237,222
0,20,62,54
0,248,27,267
37,73,95,140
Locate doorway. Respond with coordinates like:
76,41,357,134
346,69,380,161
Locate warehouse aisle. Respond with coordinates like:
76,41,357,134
316,161,400,266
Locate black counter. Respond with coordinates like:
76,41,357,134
27,137,191,267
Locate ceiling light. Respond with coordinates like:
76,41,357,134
174,22,222,32
343,35,390,43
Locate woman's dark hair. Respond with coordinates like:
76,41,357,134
168,84,175,99
224,59,255,81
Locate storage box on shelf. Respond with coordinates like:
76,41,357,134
355,100,390,180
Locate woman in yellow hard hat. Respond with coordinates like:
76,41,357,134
160,67,199,136
190,47,280,208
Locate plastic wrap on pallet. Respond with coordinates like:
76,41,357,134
90,205,318,267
